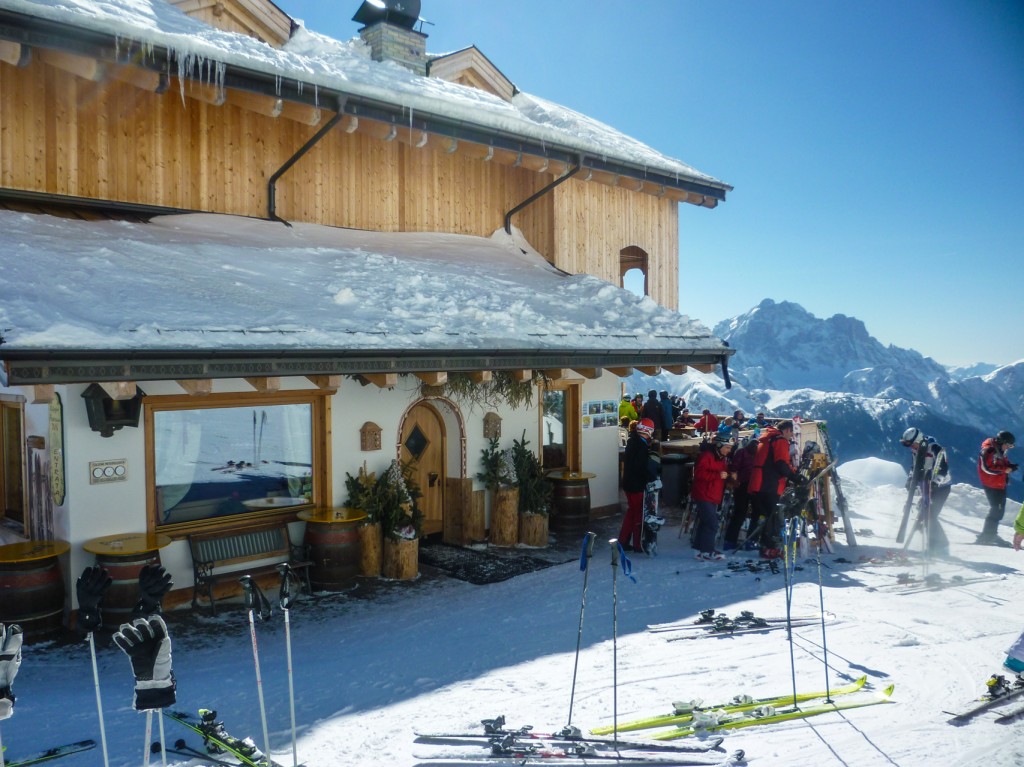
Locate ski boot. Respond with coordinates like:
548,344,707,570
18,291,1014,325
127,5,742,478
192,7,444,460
696,608,716,624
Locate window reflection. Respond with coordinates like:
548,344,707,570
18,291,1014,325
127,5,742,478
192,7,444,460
154,404,312,526
542,390,567,469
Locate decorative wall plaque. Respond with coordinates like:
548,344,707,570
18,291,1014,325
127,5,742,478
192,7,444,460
360,421,382,451
483,412,502,439
48,394,65,505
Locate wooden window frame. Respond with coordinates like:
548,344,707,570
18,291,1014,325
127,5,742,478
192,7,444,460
144,389,331,539
0,396,27,533
539,379,582,474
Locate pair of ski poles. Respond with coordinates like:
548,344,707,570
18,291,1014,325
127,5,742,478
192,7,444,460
565,533,634,745
239,564,303,767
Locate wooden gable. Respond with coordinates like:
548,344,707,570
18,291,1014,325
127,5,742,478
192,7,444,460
169,0,293,48
428,46,516,103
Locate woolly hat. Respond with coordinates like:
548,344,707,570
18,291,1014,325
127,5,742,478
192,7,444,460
637,418,656,438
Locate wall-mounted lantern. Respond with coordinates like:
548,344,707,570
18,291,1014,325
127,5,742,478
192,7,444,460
81,383,146,438
360,421,383,452
483,412,502,440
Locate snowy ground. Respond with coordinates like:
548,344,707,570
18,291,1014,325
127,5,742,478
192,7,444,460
6,458,1024,767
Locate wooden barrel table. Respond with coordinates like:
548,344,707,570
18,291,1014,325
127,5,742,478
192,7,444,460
83,533,172,628
0,540,70,643
299,508,366,591
546,471,596,539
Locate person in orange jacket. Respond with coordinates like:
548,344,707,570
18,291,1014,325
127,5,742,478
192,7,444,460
976,430,1017,546
747,420,799,558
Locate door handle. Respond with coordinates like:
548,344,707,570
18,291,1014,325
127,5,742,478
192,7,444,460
428,472,439,488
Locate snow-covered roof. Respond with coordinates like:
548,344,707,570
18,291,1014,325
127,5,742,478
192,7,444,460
0,210,730,385
0,0,730,198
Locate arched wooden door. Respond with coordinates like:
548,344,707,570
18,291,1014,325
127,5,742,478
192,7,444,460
400,402,446,537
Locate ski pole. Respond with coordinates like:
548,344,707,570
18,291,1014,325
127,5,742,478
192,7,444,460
239,576,272,757
782,515,798,708
609,538,620,744
143,710,153,767
277,564,300,767
565,532,596,732
0,720,5,767
157,710,168,767
814,533,832,703
87,632,112,767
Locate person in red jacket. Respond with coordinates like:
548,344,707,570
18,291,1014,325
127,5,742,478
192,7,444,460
976,430,1018,546
691,435,734,561
693,409,720,434
747,420,798,558
722,437,758,550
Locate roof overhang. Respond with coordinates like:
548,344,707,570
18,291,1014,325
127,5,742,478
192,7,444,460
0,7,731,203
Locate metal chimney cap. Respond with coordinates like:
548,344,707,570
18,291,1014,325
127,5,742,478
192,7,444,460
352,0,422,30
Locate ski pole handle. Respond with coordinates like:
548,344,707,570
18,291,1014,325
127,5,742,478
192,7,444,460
579,532,596,571
609,538,619,568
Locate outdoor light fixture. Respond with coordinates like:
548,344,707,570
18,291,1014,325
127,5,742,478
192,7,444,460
81,383,146,438
352,0,421,30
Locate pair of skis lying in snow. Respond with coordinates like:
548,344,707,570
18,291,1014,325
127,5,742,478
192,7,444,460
945,673,1024,724
414,675,895,764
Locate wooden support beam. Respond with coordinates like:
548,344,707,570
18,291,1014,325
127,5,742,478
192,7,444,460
0,41,29,68
38,49,104,81
571,368,602,380
542,369,572,381
414,372,448,386
278,101,323,125
184,81,226,106
510,369,533,382
604,367,634,377
306,375,342,390
108,63,164,92
29,385,55,404
691,363,716,374
244,376,281,393
634,366,662,375
469,371,492,384
99,381,137,400
362,373,398,388
227,90,284,118
177,379,213,396
661,365,687,375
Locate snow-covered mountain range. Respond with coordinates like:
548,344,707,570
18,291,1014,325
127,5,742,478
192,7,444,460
631,298,1023,487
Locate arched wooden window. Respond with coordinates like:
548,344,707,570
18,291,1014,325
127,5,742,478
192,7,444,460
619,246,649,297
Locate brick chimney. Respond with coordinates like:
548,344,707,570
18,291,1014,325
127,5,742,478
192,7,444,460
358,22,427,75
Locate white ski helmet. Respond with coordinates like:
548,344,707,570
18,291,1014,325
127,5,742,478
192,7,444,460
900,427,924,447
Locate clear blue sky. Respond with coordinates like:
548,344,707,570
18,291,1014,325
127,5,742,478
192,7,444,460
281,0,1023,368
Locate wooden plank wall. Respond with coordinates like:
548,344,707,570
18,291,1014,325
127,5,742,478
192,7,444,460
0,56,685,293
551,178,679,310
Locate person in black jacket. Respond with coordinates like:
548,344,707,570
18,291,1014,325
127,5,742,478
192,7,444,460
619,418,659,552
641,390,665,440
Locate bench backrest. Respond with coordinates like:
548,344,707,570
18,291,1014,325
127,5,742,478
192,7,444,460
189,525,290,569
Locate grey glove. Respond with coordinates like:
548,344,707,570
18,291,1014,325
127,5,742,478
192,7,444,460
0,623,23,720
112,616,175,711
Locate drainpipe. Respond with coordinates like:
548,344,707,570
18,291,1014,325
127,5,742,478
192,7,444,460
720,348,732,390
267,97,347,226
504,154,583,234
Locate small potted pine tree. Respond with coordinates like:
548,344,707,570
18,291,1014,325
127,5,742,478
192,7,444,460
511,431,552,547
345,464,383,577
476,436,519,546
377,459,424,580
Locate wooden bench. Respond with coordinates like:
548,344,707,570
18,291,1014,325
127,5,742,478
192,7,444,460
188,523,312,615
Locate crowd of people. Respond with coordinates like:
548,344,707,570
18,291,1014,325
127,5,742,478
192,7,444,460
619,397,1020,570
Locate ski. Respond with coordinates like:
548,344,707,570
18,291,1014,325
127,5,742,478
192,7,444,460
651,685,895,740
896,573,1007,594
153,740,241,767
590,675,867,734
415,726,723,754
164,709,286,767
648,610,828,633
945,675,1024,723
412,747,745,766
896,444,926,542
994,701,1024,723
4,740,96,767
665,618,826,641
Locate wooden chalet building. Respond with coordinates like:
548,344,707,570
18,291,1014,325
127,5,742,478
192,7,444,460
0,0,733,632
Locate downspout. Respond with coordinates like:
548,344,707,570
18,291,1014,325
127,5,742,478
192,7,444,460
267,97,347,226
504,154,584,234
720,345,732,390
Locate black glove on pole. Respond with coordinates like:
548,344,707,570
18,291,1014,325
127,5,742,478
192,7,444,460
76,566,112,634
132,564,173,619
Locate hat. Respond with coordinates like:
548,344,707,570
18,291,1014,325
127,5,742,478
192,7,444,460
713,434,733,448
622,395,630,401
637,418,656,438
777,420,794,432
648,389,658,399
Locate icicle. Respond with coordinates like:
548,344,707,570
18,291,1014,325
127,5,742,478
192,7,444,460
313,84,319,108
297,80,303,95
274,75,282,96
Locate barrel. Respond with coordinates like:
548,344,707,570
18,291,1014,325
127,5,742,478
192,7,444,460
305,518,362,591
96,549,161,627
548,474,593,538
0,541,69,643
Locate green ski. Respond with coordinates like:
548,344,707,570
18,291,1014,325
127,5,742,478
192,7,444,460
651,684,895,740
590,674,867,734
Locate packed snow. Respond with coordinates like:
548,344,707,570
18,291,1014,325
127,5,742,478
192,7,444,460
5,458,1024,767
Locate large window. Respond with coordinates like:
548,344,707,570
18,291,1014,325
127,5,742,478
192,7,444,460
541,381,581,472
146,391,328,534
1,398,26,532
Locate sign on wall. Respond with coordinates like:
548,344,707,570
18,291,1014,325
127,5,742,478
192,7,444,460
581,399,617,429
89,459,128,484
48,394,65,505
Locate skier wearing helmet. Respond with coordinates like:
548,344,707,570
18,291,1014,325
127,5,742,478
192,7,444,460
619,418,659,552
899,427,952,556
976,430,1018,546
